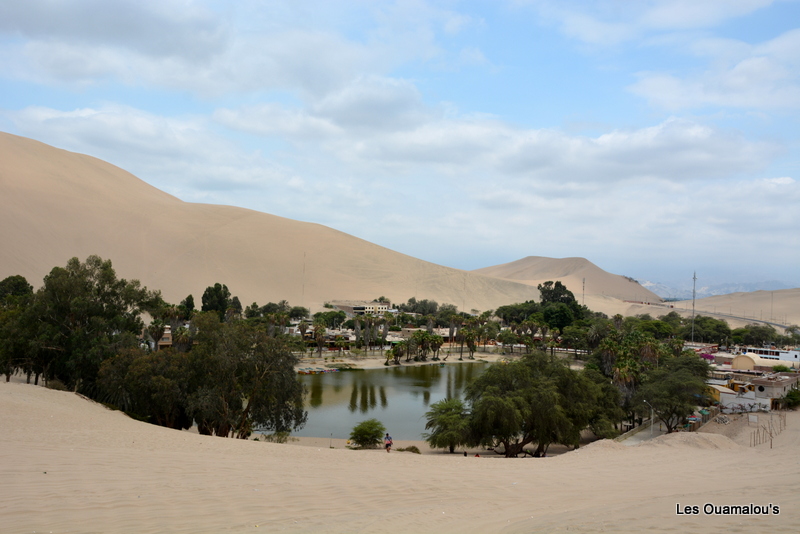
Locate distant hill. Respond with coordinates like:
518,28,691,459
0,132,539,312
641,279,795,300
473,256,662,304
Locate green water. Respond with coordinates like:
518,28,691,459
292,362,487,440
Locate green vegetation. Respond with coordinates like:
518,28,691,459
349,418,386,448
632,355,710,433
0,256,308,440
782,389,800,409
461,352,622,457
422,398,470,453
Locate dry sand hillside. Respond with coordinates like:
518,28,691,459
3,381,799,533
474,256,661,303
0,132,538,312
476,257,800,330
3,131,795,326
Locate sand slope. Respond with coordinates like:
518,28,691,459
476,257,800,329
2,381,799,533
0,132,538,312
3,131,796,325
474,256,661,303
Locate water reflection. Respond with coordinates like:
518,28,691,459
294,362,487,440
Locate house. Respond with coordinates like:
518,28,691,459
714,372,799,413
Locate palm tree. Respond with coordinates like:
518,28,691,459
423,398,470,454
313,321,327,356
430,334,444,360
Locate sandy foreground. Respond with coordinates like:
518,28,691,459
2,380,800,534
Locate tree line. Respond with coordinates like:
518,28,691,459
0,255,308,438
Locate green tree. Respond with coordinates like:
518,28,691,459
349,418,386,448
201,283,231,321
466,356,563,457
423,398,470,453
98,347,191,429
543,302,575,335
187,313,307,438
560,325,587,355
537,281,576,306
179,294,195,319
497,329,518,354
633,368,707,433
0,275,33,304
313,321,327,356
681,315,731,344
23,255,158,391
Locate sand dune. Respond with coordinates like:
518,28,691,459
476,257,800,330
2,381,799,533
474,256,661,303
0,132,538,312
2,131,796,326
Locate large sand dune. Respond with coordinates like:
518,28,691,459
2,131,796,326
0,132,538,312
474,256,661,303
2,381,799,533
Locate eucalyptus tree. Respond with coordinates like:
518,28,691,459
187,312,307,438
22,255,159,391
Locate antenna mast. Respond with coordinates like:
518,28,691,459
691,271,697,342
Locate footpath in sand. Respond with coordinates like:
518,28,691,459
2,379,799,533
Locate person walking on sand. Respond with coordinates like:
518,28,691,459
384,433,393,453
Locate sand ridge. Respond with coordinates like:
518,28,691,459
2,381,799,533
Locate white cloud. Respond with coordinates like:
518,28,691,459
213,105,341,139
630,28,800,110
312,76,432,133
0,0,226,60
520,0,775,45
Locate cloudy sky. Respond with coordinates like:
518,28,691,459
2,0,799,288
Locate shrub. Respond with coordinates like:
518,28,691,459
45,379,68,391
258,431,297,443
397,445,421,454
349,418,386,448
784,389,800,409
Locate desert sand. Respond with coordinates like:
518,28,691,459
0,132,538,313
2,380,799,533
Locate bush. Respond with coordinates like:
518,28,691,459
45,379,68,391
260,431,294,443
397,445,421,454
784,389,800,409
349,418,386,448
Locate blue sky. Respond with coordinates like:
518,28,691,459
1,0,799,288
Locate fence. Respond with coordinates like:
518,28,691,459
750,412,787,449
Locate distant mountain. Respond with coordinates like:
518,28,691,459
641,280,795,300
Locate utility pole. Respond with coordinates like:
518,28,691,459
691,272,697,343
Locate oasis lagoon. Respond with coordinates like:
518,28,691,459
290,362,487,440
